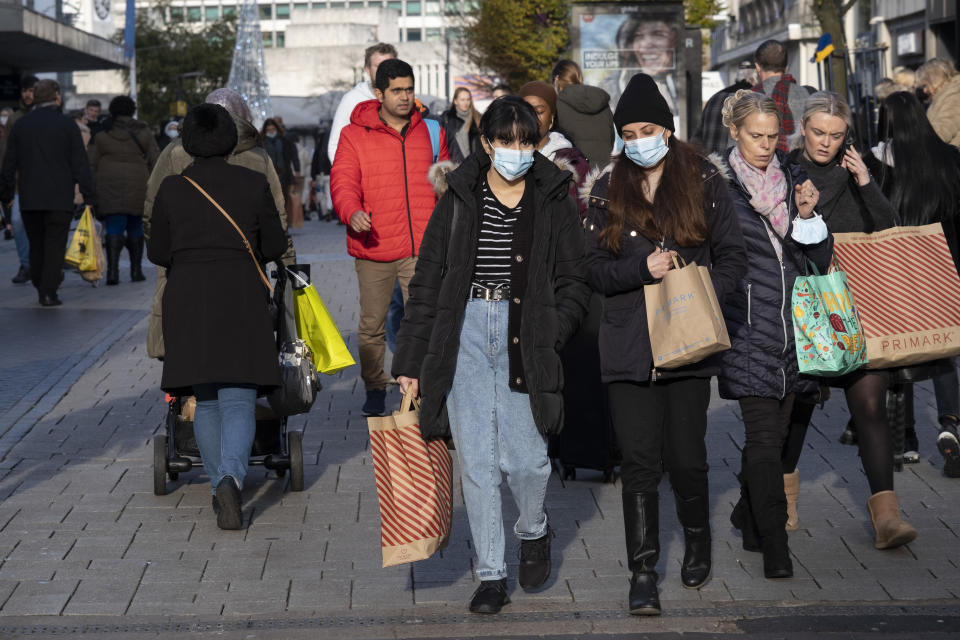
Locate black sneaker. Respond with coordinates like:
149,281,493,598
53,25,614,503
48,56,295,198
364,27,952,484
518,530,552,590
362,389,387,416
904,427,920,464
469,578,509,614
11,265,29,284
214,476,243,530
938,417,960,477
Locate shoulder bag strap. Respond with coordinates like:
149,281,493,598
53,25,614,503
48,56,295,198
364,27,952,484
125,128,147,162
182,175,274,293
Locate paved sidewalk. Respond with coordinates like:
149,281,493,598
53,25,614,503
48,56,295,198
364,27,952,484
0,220,958,637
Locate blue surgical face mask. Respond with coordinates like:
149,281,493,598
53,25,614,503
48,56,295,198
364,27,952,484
491,146,535,181
624,130,669,168
265,131,277,139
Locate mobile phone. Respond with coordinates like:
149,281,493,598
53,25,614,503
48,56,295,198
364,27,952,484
836,138,853,166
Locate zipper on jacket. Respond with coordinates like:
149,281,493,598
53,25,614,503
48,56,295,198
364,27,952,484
778,258,788,355
400,134,416,257
746,283,752,326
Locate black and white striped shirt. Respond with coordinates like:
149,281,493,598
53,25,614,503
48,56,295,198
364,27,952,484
472,181,521,288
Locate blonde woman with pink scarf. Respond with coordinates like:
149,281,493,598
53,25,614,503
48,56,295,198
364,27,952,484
713,90,835,580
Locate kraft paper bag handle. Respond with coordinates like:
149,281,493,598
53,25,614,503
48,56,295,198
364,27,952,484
669,253,688,271
399,391,421,414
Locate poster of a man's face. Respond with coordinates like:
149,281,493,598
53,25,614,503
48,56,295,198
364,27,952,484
576,5,683,132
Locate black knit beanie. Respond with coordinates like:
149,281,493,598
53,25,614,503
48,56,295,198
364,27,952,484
613,73,674,134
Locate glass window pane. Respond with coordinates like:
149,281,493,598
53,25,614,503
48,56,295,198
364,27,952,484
443,0,459,14
349,0,364,7
222,6,236,17
259,5,271,18
387,1,402,11
311,2,325,7
187,6,201,21
407,27,421,41
293,2,308,8
205,6,219,20
426,1,439,15
263,32,274,46
276,3,290,17
369,0,383,6
425,27,442,41
330,1,344,6
407,1,421,15
276,32,286,47
170,6,184,22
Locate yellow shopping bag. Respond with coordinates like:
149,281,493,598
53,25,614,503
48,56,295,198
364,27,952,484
64,206,96,268
291,277,356,375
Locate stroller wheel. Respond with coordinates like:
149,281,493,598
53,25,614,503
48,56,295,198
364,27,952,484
153,435,169,496
289,430,305,492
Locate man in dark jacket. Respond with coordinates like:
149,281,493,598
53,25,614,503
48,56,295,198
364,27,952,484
692,60,757,155
1,74,38,285
0,79,94,306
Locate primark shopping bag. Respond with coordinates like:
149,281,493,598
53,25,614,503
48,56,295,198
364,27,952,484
367,393,453,567
832,223,960,368
792,258,868,376
287,269,356,375
645,258,730,369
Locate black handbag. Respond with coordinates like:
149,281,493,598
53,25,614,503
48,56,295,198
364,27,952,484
268,339,321,417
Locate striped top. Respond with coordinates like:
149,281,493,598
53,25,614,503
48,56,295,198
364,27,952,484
472,180,521,288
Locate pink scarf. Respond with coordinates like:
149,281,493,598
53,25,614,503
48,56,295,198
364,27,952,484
728,147,790,238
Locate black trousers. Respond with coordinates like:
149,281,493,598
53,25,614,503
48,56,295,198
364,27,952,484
21,210,72,297
608,377,711,497
739,394,796,468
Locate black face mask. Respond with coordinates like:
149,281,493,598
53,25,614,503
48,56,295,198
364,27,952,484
916,86,929,103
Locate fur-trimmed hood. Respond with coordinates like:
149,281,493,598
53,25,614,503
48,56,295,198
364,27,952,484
428,152,577,196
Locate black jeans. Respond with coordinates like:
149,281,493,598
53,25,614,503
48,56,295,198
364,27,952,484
608,377,711,497
21,210,72,297
739,395,796,468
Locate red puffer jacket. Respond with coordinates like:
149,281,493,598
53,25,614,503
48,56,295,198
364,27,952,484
331,100,449,261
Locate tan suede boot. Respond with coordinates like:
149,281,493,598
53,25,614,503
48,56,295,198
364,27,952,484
866,491,917,549
784,470,800,531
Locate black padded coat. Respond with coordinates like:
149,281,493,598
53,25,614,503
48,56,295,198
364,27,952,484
715,150,834,400
391,151,592,439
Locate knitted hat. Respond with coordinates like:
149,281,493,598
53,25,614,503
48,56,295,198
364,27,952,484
518,81,558,116
181,104,237,158
613,73,674,133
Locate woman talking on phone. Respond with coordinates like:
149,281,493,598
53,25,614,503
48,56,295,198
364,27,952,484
583,74,746,615
784,92,915,550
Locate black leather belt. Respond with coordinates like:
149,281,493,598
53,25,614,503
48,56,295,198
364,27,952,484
470,284,510,301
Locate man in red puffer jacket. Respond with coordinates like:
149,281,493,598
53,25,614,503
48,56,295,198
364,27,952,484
332,58,449,416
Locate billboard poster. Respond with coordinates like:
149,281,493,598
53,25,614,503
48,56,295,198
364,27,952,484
572,2,685,135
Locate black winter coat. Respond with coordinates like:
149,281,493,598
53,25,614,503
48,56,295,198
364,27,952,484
0,105,94,211
392,152,592,439
583,157,748,383
716,151,834,400
440,107,480,164
147,157,287,396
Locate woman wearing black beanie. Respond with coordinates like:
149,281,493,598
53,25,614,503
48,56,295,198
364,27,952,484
582,74,747,615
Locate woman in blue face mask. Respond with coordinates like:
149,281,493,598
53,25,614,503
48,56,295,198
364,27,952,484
392,96,592,615
582,74,748,615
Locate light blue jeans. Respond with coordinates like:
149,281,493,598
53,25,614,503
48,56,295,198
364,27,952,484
446,299,551,581
10,195,29,269
193,384,257,494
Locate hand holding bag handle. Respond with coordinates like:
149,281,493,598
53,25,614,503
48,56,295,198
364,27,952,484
182,175,274,294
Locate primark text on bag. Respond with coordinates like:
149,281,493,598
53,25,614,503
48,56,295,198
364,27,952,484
644,257,730,369
832,223,960,368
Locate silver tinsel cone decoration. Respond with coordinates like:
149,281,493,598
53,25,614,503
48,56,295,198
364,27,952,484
228,0,272,127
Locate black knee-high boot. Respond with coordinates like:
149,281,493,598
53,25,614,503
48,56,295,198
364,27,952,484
623,492,660,615
745,461,793,579
673,489,711,589
105,234,124,286
127,235,146,282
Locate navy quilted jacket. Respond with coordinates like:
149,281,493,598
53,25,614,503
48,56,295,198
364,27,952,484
716,150,834,400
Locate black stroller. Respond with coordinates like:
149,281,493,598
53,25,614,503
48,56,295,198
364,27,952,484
152,265,308,495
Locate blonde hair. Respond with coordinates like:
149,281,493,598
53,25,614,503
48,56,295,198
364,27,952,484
721,89,779,129
551,59,583,92
875,78,908,101
916,58,957,93
892,66,916,88
792,91,852,149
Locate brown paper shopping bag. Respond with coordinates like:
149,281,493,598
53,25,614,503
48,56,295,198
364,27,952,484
832,223,960,368
367,393,453,567
645,258,730,369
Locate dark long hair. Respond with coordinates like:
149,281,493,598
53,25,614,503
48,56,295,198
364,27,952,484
600,136,707,252
878,91,960,225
